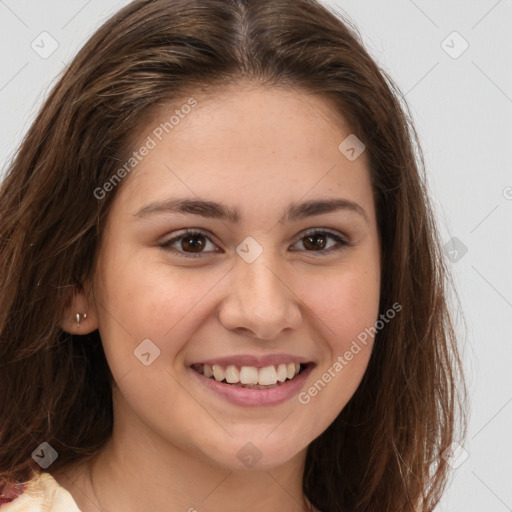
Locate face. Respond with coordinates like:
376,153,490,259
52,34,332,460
87,82,380,470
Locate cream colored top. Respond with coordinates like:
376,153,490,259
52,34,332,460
2,473,81,511
2,472,322,511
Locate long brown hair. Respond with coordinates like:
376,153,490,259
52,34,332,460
0,0,466,510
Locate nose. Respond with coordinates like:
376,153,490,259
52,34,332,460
217,254,303,340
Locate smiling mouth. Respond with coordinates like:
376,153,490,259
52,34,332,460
190,362,311,389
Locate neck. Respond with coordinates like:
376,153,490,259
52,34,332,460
54,415,310,512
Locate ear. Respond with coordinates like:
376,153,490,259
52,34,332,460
60,278,99,335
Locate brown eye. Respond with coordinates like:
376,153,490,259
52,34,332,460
159,230,220,258
302,233,328,251
291,229,350,255
181,234,207,253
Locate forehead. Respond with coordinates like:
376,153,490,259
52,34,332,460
116,83,375,223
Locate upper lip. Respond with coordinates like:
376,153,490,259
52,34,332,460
190,353,314,368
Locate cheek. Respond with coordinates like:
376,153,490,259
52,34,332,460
93,251,224,371
305,262,380,351
295,261,380,417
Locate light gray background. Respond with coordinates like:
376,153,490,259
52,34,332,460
1,1,511,510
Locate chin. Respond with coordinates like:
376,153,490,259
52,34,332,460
193,431,309,471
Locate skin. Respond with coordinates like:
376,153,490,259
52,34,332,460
55,81,381,512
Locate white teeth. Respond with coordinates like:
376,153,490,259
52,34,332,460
258,365,278,385
240,366,259,384
225,365,240,384
199,362,304,385
212,364,225,382
203,364,213,378
276,363,287,382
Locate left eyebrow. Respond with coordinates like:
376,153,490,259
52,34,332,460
286,198,368,224
133,197,368,224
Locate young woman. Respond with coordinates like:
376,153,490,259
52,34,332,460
0,0,466,511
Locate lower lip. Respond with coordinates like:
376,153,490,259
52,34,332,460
189,365,315,407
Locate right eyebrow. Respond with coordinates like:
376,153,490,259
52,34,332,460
133,197,240,223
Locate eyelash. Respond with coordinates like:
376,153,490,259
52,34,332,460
158,228,352,258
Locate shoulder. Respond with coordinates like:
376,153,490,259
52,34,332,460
1,472,81,512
